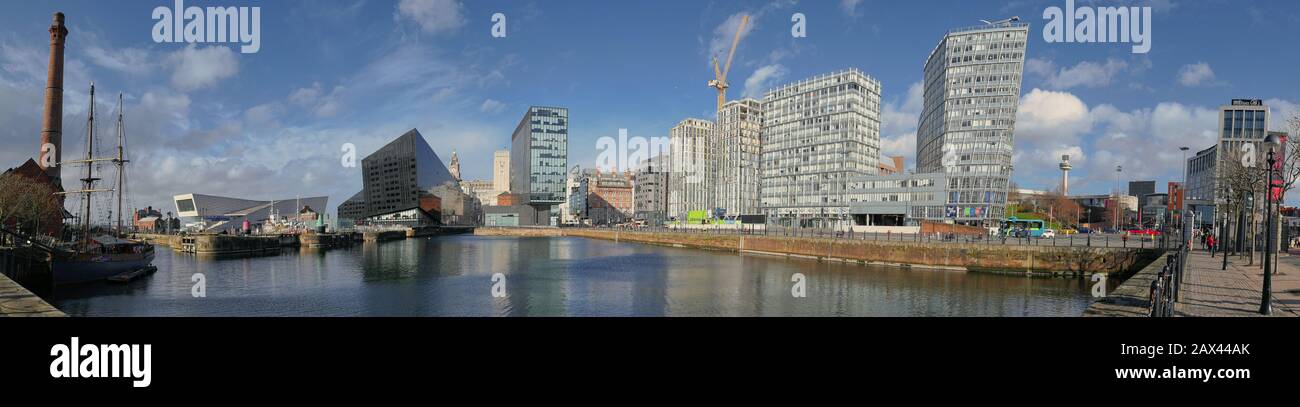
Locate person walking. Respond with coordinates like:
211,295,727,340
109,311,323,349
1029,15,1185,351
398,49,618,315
1208,233,1217,257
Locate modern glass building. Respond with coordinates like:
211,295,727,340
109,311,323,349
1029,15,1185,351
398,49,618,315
668,118,715,221
716,98,763,217
915,21,1029,225
511,106,569,223
759,69,882,228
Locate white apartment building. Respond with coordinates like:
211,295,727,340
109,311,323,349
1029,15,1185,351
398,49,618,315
759,69,882,227
717,98,763,217
668,118,715,221
914,21,1029,224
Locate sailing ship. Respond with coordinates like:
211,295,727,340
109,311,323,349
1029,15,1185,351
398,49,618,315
51,83,155,285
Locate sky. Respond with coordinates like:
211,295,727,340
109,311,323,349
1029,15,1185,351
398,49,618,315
2,0,1299,220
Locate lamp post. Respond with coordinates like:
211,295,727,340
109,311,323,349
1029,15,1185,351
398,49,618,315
1223,187,1231,270
1261,133,1281,315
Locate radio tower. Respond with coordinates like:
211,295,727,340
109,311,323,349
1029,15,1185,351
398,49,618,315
1058,154,1071,195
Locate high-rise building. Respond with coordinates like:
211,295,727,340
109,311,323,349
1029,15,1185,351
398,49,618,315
759,69,882,227
716,98,763,217
915,20,1029,224
1210,99,1272,202
493,149,510,192
511,106,569,225
668,118,715,221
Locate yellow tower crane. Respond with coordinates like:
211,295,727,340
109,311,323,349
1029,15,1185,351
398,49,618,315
708,14,749,112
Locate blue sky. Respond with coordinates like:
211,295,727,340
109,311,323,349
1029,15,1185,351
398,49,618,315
2,0,1299,218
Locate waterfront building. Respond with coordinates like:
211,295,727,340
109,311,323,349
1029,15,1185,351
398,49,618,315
634,156,669,225
448,151,461,181
429,182,480,226
493,149,510,192
845,172,949,226
171,193,328,233
338,128,457,227
668,118,715,222
914,20,1029,225
716,98,763,217
511,106,569,226
1186,145,1218,226
759,69,882,227
461,179,498,207
1210,100,1272,203
585,170,635,225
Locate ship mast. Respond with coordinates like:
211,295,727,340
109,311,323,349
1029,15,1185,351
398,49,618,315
115,92,127,237
81,83,96,248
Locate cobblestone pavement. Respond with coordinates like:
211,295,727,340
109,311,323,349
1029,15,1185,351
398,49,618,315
0,274,63,317
1175,250,1298,317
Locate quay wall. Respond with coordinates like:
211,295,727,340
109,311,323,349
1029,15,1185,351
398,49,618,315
490,228,1159,275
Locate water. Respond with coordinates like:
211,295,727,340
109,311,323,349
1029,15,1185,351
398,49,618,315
52,235,1096,316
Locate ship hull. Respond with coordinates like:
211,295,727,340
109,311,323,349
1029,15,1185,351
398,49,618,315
53,250,156,285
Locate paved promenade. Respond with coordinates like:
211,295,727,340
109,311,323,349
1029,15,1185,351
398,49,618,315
0,273,63,317
1173,250,1299,317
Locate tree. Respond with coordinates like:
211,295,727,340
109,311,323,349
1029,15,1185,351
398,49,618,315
0,174,63,238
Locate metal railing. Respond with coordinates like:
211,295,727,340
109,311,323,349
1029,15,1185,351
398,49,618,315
1149,248,1188,317
571,224,1171,249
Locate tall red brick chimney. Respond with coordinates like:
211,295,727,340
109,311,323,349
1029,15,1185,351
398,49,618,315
38,12,68,183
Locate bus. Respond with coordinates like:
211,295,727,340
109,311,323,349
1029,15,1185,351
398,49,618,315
1003,217,1047,238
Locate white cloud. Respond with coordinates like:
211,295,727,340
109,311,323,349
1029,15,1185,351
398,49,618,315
741,64,787,98
708,13,755,69
288,82,346,118
85,46,153,75
1177,62,1216,87
1026,57,1128,89
167,45,239,91
1016,88,1093,144
479,99,505,113
397,0,466,35
841,0,864,16
879,81,924,165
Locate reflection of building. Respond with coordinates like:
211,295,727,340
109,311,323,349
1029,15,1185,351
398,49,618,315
338,128,457,226
669,118,714,222
560,166,582,225
716,98,762,217
172,193,328,232
760,69,882,227
429,182,480,226
511,106,568,226
914,21,1029,224
461,179,499,208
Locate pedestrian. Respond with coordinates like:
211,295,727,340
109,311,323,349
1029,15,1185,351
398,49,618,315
1208,234,1217,257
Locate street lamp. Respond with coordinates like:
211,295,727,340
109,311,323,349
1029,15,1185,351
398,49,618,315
1261,133,1282,315
1223,187,1231,271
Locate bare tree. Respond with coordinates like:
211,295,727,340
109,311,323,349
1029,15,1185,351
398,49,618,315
0,174,63,238
1219,143,1269,265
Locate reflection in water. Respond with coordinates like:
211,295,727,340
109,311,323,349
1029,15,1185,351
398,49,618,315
51,236,1095,317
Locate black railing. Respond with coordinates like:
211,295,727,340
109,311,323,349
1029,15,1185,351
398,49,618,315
1149,248,1187,317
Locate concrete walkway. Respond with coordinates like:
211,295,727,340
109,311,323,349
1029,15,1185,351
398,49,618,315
0,273,63,317
1174,250,1299,317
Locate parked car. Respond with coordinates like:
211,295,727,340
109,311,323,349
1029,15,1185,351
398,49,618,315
1040,229,1056,239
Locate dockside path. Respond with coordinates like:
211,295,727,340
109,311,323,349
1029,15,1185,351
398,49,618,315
0,273,63,317
1174,250,1299,317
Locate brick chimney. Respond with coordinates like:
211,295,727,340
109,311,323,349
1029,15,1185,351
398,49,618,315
38,12,68,183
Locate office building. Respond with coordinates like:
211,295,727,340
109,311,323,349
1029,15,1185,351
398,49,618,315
759,69,882,227
634,156,669,225
338,128,457,226
511,106,569,225
915,20,1029,224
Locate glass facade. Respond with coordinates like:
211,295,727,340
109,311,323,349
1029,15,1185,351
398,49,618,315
511,106,569,205
759,69,882,227
915,23,1028,224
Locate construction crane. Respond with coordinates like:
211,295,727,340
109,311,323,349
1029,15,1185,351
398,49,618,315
708,14,749,112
